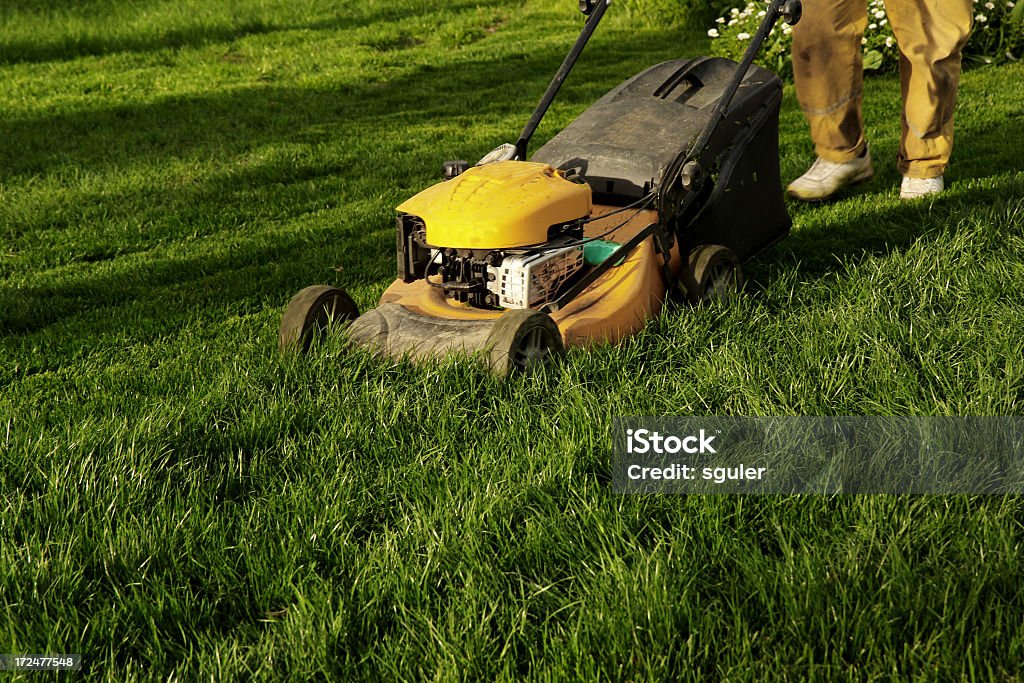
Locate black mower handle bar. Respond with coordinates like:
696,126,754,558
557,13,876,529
515,0,611,160
661,0,802,203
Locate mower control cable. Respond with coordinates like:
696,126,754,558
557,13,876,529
521,192,656,256
577,190,657,225
540,221,661,314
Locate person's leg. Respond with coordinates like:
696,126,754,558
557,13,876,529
792,0,869,162
884,0,972,180
788,0,874,200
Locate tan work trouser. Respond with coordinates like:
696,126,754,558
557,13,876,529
792,0,972,178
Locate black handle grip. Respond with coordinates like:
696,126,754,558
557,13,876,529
782,0,802,25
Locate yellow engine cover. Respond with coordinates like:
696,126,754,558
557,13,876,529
396,160,591,250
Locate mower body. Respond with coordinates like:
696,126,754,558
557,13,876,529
363,193,676,356
337,56,788,369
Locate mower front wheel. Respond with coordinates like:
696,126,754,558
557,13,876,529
486,309,564,377
279,285,359,353
680,244,743,305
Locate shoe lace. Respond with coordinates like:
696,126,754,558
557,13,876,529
904,176,942,188
804,156,843,180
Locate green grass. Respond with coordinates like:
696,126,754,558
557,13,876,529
3,0,1024,679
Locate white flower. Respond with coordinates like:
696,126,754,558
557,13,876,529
985,57,993,63
716,17,726,23
885,36,895,48
708,28,720,38
874,9,886,18
881,18,887,25
782,24,792,34
758,10,766,17
1009,2,1016,8
985,1,994,8
737,32,751,40
728,18,738,25
976,13,988,20
869,22,877,29
861,37,868,44
731,7,740,15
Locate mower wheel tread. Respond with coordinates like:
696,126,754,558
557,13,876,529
680,244,743,305
486,309,564,377
279,285,359,353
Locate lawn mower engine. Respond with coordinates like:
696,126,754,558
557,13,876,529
439,242,586,310
394,161,594,311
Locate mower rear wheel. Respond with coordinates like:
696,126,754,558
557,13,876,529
279,285,359,353
680,244,743,305
486,309,564,377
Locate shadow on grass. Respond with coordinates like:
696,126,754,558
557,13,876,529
774,174,1024,280
755,94,1024,289
0,30,647,179
0,224,393,341
0,0,504,65
0,21,279,66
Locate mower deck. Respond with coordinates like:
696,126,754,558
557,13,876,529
347,206,681,362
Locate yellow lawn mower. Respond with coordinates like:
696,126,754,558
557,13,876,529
279,0,802,375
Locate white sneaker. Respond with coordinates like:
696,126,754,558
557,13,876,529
900,175,944,200
787,148,875,201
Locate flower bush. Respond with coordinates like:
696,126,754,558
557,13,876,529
970,0,1024,64
707,0,1024,79
705,2,800,78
